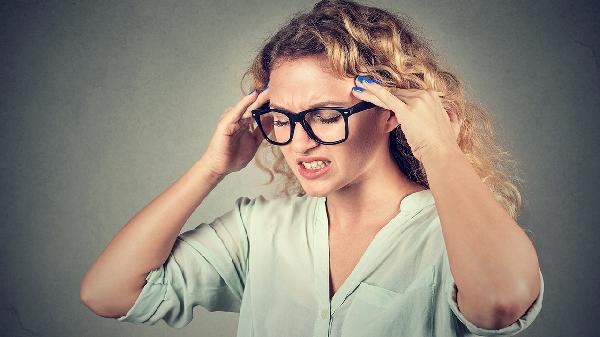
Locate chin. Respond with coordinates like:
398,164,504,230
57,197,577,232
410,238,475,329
291,162,340,197
299,180,333,197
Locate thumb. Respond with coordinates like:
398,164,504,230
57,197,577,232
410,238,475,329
252,121,267,146
253,115,273,145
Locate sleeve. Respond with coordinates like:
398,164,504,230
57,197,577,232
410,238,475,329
115,195,260,328
441,250,544,336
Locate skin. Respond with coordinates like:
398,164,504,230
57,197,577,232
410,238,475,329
236,54,540,329
86,54,521,321
353,72,541,329
81,52,540,328
267,55,427,233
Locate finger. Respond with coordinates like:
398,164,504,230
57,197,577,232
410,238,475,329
385,88,445,98
351,87,391,110
226,88,270,124
221,90,260,124
241,88,270,120
355,81,409,123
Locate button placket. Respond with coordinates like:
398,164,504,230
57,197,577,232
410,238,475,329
312,197,332,337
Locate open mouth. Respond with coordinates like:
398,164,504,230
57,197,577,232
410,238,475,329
300,160,331,170
297,160,332,179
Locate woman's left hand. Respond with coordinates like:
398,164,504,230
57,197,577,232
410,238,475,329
351,76,462,163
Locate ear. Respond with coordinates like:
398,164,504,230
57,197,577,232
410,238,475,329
381,108,399,133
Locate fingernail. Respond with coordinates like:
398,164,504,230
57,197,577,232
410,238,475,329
352,86,364,92
357,76,381,85
265,81,269,89
248,89,256,95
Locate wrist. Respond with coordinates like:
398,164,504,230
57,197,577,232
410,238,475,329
419,144,464,167
196,156,228,182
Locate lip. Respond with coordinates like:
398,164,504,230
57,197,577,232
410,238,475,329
296,156,331,165
297,161,332,179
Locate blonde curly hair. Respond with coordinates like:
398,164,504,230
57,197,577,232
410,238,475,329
239,0,526,221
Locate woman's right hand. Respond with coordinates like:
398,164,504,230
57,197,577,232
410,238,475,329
201,87,273,177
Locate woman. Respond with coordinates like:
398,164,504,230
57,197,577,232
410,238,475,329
80,1,544,336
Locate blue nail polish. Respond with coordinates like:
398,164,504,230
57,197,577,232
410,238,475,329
265,81,269,89
357,75,381,85
353,86,364,92
248,89,256,95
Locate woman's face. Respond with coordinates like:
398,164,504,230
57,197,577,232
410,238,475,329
268,56,393,197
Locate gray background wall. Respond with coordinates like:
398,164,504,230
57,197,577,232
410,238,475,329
1,0,598,336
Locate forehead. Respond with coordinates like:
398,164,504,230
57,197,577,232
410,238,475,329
269,57,356,109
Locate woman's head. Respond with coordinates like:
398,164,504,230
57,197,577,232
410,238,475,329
267,55,399,197
241,0,525,220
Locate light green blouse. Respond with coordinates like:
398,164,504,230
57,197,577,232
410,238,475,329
116,189,544,336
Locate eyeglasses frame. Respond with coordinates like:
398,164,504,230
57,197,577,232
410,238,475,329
251,100,377,145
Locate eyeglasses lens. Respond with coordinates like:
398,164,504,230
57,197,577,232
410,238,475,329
259,109,345,143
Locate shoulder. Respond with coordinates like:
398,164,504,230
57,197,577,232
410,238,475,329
232,193,320,225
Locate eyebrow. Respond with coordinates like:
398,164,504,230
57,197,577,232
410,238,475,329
269,100,351,112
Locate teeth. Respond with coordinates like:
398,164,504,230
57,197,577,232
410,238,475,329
301,160,330,169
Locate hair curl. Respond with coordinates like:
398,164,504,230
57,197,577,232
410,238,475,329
239,0,526,222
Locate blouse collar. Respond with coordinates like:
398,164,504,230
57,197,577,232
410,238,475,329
399,188,435,212
316,188,435,214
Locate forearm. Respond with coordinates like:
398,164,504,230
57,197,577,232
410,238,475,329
421,147,540,327
80,154,226,315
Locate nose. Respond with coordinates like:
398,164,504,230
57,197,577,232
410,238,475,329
290,122,319,153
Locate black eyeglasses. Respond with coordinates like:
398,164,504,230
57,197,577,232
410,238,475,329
251,100,376,145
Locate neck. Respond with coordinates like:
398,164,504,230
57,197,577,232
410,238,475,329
325,150,425,233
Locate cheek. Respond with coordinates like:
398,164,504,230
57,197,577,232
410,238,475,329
345,116,381,155
280,148,294,165
343,141,375,164
336,138,378,171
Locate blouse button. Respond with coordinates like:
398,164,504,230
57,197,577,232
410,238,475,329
321,308,328,319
